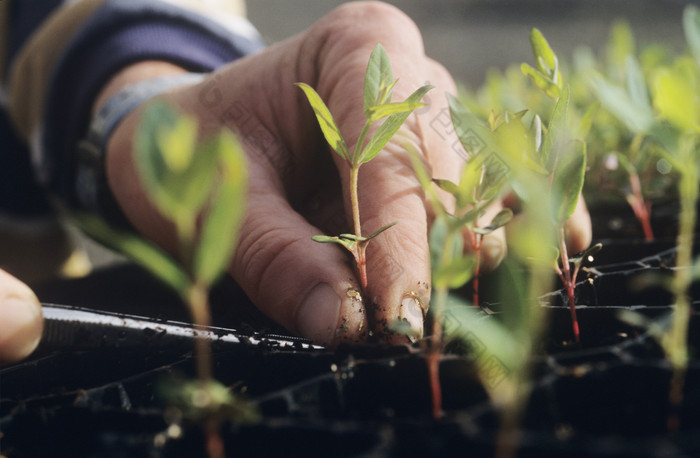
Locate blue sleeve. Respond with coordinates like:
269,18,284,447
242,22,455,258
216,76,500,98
42,0,265,202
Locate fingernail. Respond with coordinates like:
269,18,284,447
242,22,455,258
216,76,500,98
296,283,341,345
0,297,44,365
399,296,424,341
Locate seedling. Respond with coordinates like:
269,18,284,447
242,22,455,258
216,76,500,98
589,48,657,240
77,100,253,458
437,95,514,307
521,28,591,343
297,44,432,291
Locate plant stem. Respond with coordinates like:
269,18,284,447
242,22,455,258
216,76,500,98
188,283,226,458
349,165,368,289
429,286,447,419
472,232,483,308
667,145,697,431
627,172,654,241
557,226,580,343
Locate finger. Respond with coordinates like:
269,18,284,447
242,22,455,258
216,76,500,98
0,269,43,365
564,196,592,254
230,180,367,347
465,199,508,273
505,192,592,254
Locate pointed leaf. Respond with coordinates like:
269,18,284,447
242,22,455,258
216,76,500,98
134,100,182,219
364,44,394,116
551,140,586,223
590,73,653,133
472,208,513,235
625,56,651,111
521,63,560,100
530,28,559,78
541,85,570,171
296,83,351,161
75,213,191,298
432,178,460,198
447,93,495,157
156,115,198,173
193,131,248,288
434,256,476,289
652,60,700,133
359,84,432,163
569,243,603,267
684,5,700,66
365,221,398,241
312,234,357,254
367,101,426,122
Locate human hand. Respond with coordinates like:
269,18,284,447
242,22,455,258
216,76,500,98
104,2,591,346
0,269,43,365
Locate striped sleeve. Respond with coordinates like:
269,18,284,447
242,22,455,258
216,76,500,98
1,0,261,210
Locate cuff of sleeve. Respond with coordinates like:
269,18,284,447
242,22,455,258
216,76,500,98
41,0,264,201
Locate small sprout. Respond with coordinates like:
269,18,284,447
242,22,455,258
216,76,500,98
298,44,431,292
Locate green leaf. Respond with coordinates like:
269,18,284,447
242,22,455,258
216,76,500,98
364,221,398,241
359,84,432,163
530,28,560,83
434,256,476,289
366,101,425,122
606,21,636,73
74,212,191,298
589,73,653,133
429,216,462,278
432,178,461,199
134,100,181,219
625,56,651,112
578,102,599,139
521,63,560,99
447,93,495,157
472,208,513,235
312,234,357,254
652,59,699,133
193,131,248,289
684,5,700,66
551,140,586,223
541,85,570,171
156,114,198,173
364,44,395,116
296,83,351,161
569,243,603,267
134,101,220,225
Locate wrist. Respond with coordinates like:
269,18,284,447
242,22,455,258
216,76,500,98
92,61,187,115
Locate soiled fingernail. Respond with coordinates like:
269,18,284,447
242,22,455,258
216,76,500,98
0,297,44,365
296,283,341,346
399,296,424,341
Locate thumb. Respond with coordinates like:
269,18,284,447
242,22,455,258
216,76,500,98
0,269,43,365
230,190,367,346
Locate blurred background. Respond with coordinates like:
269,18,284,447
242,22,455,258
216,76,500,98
248,0,692,87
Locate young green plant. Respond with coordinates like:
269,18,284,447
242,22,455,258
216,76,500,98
436,97,515,307
296,44,432,291
589,48,657,240
521,28,593,343
594,6,700,429
77,100,253,458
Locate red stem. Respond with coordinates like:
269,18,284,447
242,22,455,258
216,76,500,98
627,172,654,241
558,227,580,343
428,350,443,419
473,234,482,308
